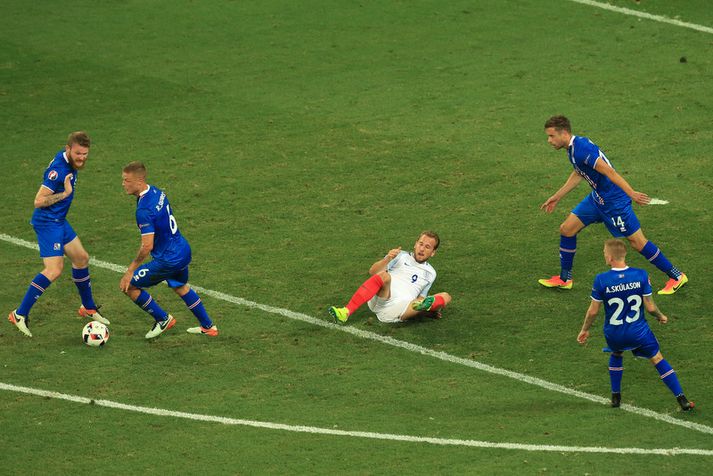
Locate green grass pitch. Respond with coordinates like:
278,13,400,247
1,1,712,474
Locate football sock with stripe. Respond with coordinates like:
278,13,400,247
559,235,576,282
346,273,384,315
133,290,169,321
608,354,623,393
180,289,213,328
655,359,684,396
640,241,681,280
72,267,97,310
17,273,52,317
430,294,446,311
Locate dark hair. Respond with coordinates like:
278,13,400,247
419,230,440,250
544,115,571,133
67,131,90,148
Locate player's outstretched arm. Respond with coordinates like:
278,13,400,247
369,246,401,275
577,300,601,344
541,171,582,213
593,160,650,206
643,295,668,324
33,174,73,208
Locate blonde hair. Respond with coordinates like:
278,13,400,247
123,161,147,178
604,239,627,261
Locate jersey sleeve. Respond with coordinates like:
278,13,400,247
591,275,604,301
135,207,155,235
642,271,653,296
41,167,68,193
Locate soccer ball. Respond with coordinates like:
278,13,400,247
82,321,110,347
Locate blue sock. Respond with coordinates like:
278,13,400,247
72,267,97,310
17,273,52,317
655,359,684,396
559,235,576,281
133,290,169,322
180,289,213,328
640,241,681,280
609,354,623,393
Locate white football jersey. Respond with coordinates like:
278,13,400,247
386,251,437,301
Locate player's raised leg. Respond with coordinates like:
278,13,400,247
410,292,451,313
64,236,110,324
539,214,584,289
329,272,389,323
650,352,694,411
404,292,451,320
174,284,218,336
626,230,687,295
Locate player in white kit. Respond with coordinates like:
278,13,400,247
329,231,451,323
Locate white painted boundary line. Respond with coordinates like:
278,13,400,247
566,0,713,35
649,198,669,205
1,382,711,456
2,233,711,436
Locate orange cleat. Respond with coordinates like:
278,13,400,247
186,325,219,336
8,310,32,337
78,305,110,325
657,274,688,295
538,275,573,290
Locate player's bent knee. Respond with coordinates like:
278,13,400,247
626,236,646,252
42,266,63,282
377,271,391,283
173,284,190,296
559,223,577,237
123,286,141,300
71,252,90,268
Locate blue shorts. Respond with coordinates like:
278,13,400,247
33,221,77,257
572,194,641,238
131,260,190,289
604,331,660,359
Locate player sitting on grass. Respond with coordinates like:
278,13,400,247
577,239,694,411
329,231,451,324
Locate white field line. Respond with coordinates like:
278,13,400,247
567,0,713,35
2,233,711,436
1,382,711,456
648,198,669,205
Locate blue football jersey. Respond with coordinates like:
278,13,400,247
135,185,191,266
31,150,77,224
591,266,653,344
568,136,629,209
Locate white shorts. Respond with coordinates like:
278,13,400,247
367,295,412,323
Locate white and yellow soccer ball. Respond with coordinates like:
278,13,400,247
82,321,110,347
